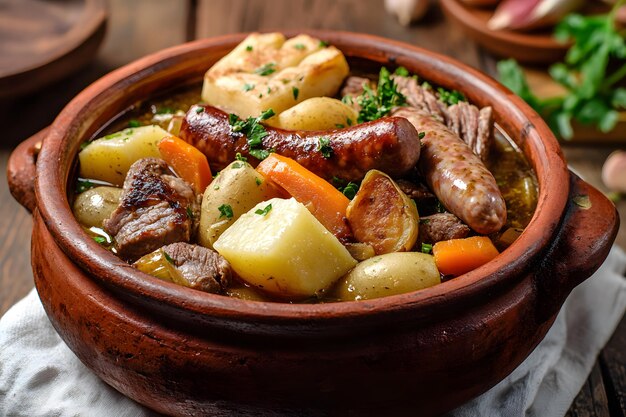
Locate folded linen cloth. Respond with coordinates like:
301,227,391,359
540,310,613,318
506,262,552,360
1,246,625,417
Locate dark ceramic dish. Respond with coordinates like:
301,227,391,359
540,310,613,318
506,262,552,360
8,31,619,416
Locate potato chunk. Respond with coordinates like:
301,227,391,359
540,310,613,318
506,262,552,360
334,252,440,301
214,198,357,299
201,33,349,119
79,125,168,186
198,160,281,249
266,97,358,131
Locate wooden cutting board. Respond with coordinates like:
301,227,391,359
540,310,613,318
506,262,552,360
0,0,108,99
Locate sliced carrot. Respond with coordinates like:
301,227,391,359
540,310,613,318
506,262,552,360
256,154,352,240
158,135,212,194
432,236,499,277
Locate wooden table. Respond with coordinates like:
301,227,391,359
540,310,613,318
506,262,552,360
0,1,624,415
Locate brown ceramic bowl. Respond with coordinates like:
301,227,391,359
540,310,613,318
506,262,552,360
8,31,619,416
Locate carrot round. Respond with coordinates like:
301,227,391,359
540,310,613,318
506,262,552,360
432,236,499,276
256,153,352,241
158,135,212,194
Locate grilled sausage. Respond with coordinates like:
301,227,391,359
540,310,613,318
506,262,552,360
179,105,420,181
393,107,506,234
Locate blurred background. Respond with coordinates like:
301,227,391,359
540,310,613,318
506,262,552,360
0,0,624,415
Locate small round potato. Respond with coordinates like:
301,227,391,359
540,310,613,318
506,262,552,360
73,186,122,228
335,252,440,301
268,97,358,131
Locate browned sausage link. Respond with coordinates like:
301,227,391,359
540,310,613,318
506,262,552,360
179,105,421,181
393,108,506,234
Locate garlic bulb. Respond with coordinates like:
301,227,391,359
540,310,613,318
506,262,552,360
384,0,429,26
488,0,584,31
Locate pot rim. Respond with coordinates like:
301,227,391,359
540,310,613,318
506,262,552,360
35,30,569,322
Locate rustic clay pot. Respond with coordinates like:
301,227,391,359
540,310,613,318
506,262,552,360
8,31,619,416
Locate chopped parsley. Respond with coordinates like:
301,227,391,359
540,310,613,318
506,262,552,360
294,43,306,50
394,66,410,77
319,40,329,48
418,132,426,140
255,177,262,186
342,95,353,105
228,109,276,160
103,132,122,140
195,106,205,114
346,117,353,126
243,83,255,92
76,179,95,194
218,204,234,219
335,124,345,129
357,67,406,123
339,182,359,200
127,119,141,128
245,45,253,52
437,87,466,106
255,203,272,216
255,62,276,76
231,162,243,169
292,86,299,100
155,107,174,115
421,243,433,254
163,251,175,264
317,137,333,159
235,152,247,162
93,236,107,245
186,206,194,220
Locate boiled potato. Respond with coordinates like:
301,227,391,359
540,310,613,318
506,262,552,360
198,160,280,249
266,97,358,131
347,170,419,254
78,125,169,186
72,186,122,228
335,252,440,301
201,33,349,119
214,198,357,299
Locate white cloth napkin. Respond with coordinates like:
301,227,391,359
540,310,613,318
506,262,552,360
1,246,625,417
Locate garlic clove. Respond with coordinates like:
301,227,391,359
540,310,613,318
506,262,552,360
602,151,626,193
384,0,430,26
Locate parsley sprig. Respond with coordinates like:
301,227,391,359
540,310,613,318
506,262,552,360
357,67,406,122
497,1,626,139
228,109,275,160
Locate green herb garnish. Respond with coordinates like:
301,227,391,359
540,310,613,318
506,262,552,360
93,236,107,245
127,120,141,128
319,40,329,48
346,117,353,126
335,124,345,129
357,67,406,122
186,206,194,219
394,66,410,77
228,109,275,160
255,62,276,76
231,162,243,169
437,87,466,106
421,243,433,254
317,137,333,158
292,86,299,100
255,177,262,186
294,43,306,50
243,83,255,92
497,1,626,139
418,132,426,140
155,107,174,115
235,152,247,162
218,204,234,219
245,45,253,52
339,182,359,200
195,106,205,114
76,179,95,194
163,251,175,264
255,203,273,216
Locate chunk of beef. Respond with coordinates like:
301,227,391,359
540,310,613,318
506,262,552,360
397,179,436,204
161,242,231,293
393,75,493,161
104,158,198,261
419,213,471,244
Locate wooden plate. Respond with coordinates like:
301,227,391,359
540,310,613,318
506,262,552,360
0,0,108,99
440,0,567,64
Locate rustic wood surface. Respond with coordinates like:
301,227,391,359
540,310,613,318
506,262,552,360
0,0,623,415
